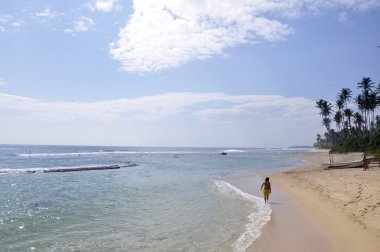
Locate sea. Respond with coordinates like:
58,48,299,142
0,145,312,252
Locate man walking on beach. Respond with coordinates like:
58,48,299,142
261,177,271,204
363,154,370,171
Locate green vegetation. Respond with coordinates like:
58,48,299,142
315,77,380,156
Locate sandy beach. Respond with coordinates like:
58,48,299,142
227,173,333,252
250,151,380,252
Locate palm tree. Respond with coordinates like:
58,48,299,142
353,112,363,131
335,98,344,130
338,88,352,109
322,117,332,131
315,77,379,152
357,78,376,131
317,100,332,117
375,83,380,115
316,99,333,132
336,99,344,110
355,94,366,129
357,77,375,93
316,134,322,142
368,92,377,128
334,111,342,131
344,108,353,131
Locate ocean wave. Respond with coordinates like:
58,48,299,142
17,151,132,157
0,163,136,174
213,180,271,252
0,168,44,174
221,149,246,153
17,150,202,157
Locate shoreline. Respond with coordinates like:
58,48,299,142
257,151,380,252
225,171,332,252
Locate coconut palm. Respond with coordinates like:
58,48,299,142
322,117,332,131
335,98,344,129
368,92,378,127
315,77,379,153
316,99,332,118
353,112,363,131
334,111,342,131
336,99,344,111
355,78,377,131
357,77,375,93
377,83,380,107
344,108,354,120
338,88,352,109
318,100,333,132
344,108,354,131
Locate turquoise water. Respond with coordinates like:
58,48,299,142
0,145,309,251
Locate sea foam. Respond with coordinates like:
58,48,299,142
17,150,200,157
213,180,271,252
222,149,245,153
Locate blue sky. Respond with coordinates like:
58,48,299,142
0,0,379,147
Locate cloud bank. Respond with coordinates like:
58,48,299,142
0,92,318,123
110,0,380,73
0,92,323,146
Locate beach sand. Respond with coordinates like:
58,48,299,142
228,173,333,252
250,151,380,252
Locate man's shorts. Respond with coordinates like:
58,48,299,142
263,189,271,197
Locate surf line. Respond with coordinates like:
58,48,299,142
43,165,121,173
0,163,138,174
43,163,138,173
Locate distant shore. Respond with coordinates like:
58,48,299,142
253,151,380,252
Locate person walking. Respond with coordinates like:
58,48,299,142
261,177,271,204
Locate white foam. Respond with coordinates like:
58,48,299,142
17,150,200,157
213,180,271,252
222,149,245,153
0,168,45,174
0,163,130,174
17,151,130,157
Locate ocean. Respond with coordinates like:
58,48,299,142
0,145,310,251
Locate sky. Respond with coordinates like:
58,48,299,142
0,0,379,148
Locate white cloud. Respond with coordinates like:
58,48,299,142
0,92,319,124
194,96,318,124
0,79,7,86
0,14,24,32
64,17,95,33
110,0,380,73
88,0,121,12
338,11,351,24
35,8,60,19
0,92,323,146
11,21,24,28
0,14,12,23
110,0,293,73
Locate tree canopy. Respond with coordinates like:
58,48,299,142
315,77,380,155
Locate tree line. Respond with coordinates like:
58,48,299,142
315,77,380,154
